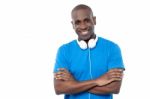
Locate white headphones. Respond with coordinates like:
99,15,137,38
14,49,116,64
77,35,98,50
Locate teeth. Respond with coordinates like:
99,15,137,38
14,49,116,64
81,31,88,35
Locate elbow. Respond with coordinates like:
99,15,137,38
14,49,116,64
111,81,122,94
54,85,71,95
112,87,121,94
54,87,64,95
55,90,62,95
113,90,120,94
54,80,66,95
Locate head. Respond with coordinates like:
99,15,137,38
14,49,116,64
71,4,96,41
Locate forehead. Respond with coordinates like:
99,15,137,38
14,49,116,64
72,9,93,21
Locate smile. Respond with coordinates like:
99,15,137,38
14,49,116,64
81,31,88,35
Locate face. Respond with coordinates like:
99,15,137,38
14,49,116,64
71,9,96,41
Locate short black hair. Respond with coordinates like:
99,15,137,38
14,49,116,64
71,4,93,16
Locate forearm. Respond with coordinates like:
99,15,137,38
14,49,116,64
54,79,97,95
88,81,122,95
54,68,123,95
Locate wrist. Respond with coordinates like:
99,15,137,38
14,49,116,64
90,79,98,86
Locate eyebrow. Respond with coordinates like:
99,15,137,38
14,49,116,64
74,17,90,22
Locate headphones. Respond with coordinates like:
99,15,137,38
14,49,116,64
77,35,98,50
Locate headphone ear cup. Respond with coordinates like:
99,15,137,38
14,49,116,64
88,39,96,48
79,40,87,50
88,36,98,49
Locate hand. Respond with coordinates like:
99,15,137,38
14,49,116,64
95,69,123,86
54,68,76,81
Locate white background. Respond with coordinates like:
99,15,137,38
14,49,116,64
0,0,150,99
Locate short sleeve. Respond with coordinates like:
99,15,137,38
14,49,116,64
108,44,125,70
53,45,69,73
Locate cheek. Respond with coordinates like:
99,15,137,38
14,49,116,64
74,26,79,31
89,25,94,30
87,22,94,27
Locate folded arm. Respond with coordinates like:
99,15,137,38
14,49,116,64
54,68,123,95
54,78,97,95
88,80,122,95
88,69,124,95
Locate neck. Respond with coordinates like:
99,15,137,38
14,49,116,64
85,34,96,43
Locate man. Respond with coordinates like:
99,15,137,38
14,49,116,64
53,4,125,99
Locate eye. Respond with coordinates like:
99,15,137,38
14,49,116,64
75,20,80,25
84,18,91,23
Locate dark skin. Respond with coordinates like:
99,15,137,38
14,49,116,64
71,8,96,43
54,68,123,95
54,7,124,95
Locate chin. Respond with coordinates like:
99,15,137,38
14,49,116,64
79,34,91,41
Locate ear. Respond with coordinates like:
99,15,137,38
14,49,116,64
93,16,96,25
71,21,75,29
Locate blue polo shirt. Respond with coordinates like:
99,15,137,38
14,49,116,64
54,37,125,99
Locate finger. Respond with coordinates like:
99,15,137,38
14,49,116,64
55,73,67,78
58,68,70,74
55,75,69,80
59,76,70,81
55,73,69,78
55,72,72,79
57,69,68,75
55,77,66,80
110,73,123,79
108,70,123,75
107,71,122,78
110,77,122,82
110,72,123,76
55,71,68,76
112,68,123,71
58,68,67,71
55,75,63,80
107,71,122,77
109,70,122,74
111,74,123,79
109,69,124,73
55,72,71,79
57,71,66,75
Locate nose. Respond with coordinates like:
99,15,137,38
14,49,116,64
80,22,88,30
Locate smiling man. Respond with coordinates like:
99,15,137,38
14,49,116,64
53,4,125,99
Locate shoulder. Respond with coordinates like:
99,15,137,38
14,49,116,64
98,36,120,48
58,40,76,51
